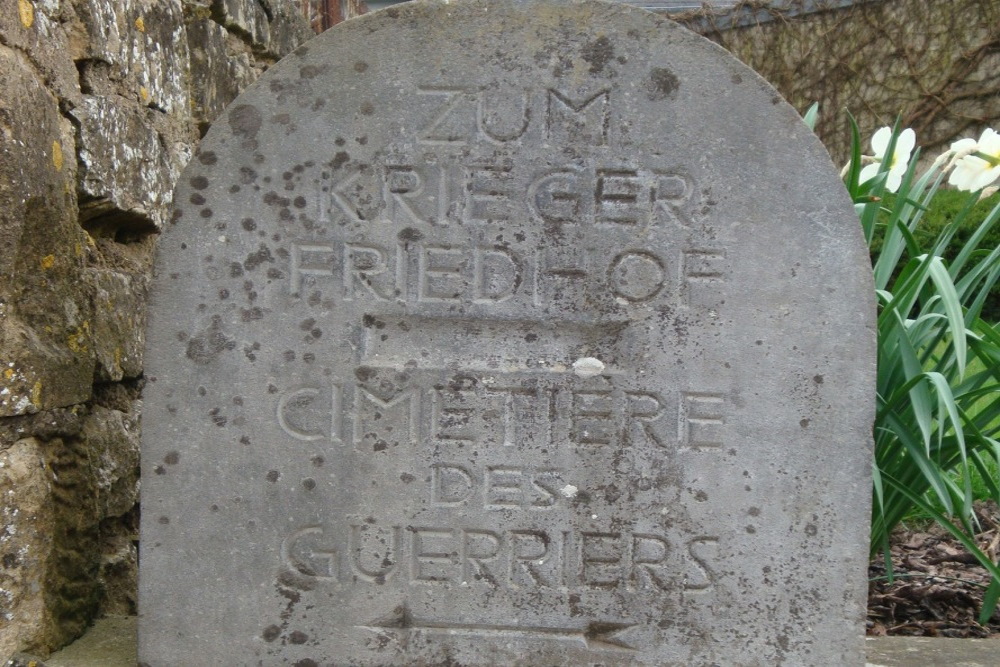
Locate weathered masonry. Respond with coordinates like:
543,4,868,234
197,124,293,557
140,1,875,665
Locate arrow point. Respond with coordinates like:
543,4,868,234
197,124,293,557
585,622,637,651
369,604,412,629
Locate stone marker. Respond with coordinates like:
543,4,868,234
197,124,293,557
139,1,875,664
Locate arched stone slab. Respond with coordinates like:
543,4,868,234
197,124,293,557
140,1,875,664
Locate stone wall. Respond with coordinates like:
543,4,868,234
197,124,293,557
674,0,1000,162
0,0,340,657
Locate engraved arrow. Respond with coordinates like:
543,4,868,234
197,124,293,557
360,605,636,651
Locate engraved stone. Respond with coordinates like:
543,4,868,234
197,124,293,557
139,1,875,664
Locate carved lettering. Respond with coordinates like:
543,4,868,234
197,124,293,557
680,392,727,449
547,89,611,146
274,375,722,452
282,525,719,593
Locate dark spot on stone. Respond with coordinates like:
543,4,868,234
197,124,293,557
755,340,763,346
694,490,708,501
745,525,757,534
299,318,316,331
647,67,679,100
293,196,307,209
524,333,538,342
198,387,207,397
800,418,810,428
242,218,256,231
198,151,218,165
731,73,743,84
400,473,415,483
244,244,274,271
283,350,295,362
200,208,213,218
749,507,761,516
154,466,166,475
230,262,244,278
300,64,324,79
239,436,250,445
303,353,315,363
357,136,368,145
373,441,387,452
164,452,180,465
805,523,818,536
772,95,781,105
813,374,824,384
334,137,345,146
158,516,170,525
581,35,614,74
360,101,375,115
191,176,209,190
398,227,424,243
239,166,257,184
229,104,263,143
354,61,368,72
311,456,324,467
302,478,316,491
190,193,206,205
294,660,318,667
289,630,308,644
267,268,284,279
331,151,349,170
262,625,281,642
241,307,264,322
186,316,237,364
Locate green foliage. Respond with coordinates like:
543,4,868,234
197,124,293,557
845,117,1000,623
869,189,1000,320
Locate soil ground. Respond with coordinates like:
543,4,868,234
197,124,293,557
868,501,1000,637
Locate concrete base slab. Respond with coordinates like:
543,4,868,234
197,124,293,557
45,617,136,667
865,636,1000,666
38,616,1000,666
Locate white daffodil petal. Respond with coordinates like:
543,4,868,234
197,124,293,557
978,128,1000,153
870,126,892,157
951,137,978,153
896,128,916,158
859,162,881,185
885,169,903,193
971,166,1000,192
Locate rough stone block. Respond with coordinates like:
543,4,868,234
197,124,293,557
80,406,140,519
261,0,312,58
0,46,94,418
0,0,83,106
87,269,149,382
212,0,270,47
0,438,58,657
187,18,260,131
75,0,190,115
71,95,180,231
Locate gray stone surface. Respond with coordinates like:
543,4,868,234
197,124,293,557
39,617,1000,667
140,0,875,664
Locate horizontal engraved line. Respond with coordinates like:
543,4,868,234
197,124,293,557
359,605,636,651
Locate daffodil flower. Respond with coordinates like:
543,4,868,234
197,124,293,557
948,128,1000,192
859,126,916,193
